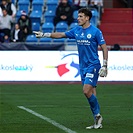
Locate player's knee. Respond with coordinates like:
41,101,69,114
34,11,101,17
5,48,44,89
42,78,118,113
83,90,92,98
83,85,93,98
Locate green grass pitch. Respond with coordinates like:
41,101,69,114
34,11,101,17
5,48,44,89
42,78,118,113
0,83,133,133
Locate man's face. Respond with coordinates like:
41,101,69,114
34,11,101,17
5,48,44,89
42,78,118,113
2,10,7,16
61,0,67,4
77,13,89,26
2,0,7,5
15,24,19,30
21,15,26,20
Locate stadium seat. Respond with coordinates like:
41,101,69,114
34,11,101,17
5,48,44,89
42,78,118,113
40,38,52,42
44,10,55,23
0,32,4,41
18,0,30,14
32,22,40,31
73,10,78,22
26,34,38,42
42,22,54,33
11,0,15,4
46,0,58,11
91,8,99,27
53,38,65,43
17,0,30,1
30,10,42,24
55,22,68,32
66,38,76,45
69,22,78,29
16,10,22,21
32,0,44,12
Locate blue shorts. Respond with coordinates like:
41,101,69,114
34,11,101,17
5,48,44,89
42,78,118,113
80,64,101,87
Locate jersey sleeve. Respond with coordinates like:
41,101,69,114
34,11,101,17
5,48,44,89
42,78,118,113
95,29,106,45
65,27,76,39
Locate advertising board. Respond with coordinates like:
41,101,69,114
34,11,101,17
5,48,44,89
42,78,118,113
0,51,132,81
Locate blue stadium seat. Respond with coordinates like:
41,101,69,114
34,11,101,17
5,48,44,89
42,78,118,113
73,10,78,22
55,22,68,32
44,10,55,23
17,0,30,1
32,0,44,12
91,9,99,27
32,0,43,2
16,10,22,21
53,38,65,43
18,0,30,14
46,0,58,11
69,22,78,29
11,0,15,4
32,22,40,31
66,38,76,45
30,10,42,24
90,20,95,27
40,38,52,42
42,22,54,33
26,35,38,42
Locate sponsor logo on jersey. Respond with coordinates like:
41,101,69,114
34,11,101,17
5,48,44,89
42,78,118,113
77,40,90,45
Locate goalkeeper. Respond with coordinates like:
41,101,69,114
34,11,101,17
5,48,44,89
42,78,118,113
33,8,108,129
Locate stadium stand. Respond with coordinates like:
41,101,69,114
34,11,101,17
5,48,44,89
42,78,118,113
44,10,55,23
66,38,76,45
32,0,44,12
42,22,54,33
90,8,99,27
46,0,58,11
26,34,38,42
17,0,30,14
32,22,40,31
99,8,133,50
53,38,65,43
30,10,43,23
11,0,15,4
73,10,78,22
69,22,78,29
1,0,132,51
40,37,52,42
16,10,22,21
55,22,68,32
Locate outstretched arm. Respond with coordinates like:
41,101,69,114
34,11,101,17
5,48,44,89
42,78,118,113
33,31,67,38
99,44,108,77
51,32,67,38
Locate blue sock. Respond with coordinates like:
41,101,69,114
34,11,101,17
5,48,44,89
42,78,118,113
87,94,100,116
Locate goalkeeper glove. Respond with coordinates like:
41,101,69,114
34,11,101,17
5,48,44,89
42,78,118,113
33,31,51,38
99,60,108,77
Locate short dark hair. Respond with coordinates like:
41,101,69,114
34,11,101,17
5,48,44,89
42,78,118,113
2,8,7,12
78,8,92,20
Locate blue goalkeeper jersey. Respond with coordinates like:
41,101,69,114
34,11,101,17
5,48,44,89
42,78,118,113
65,24,106,70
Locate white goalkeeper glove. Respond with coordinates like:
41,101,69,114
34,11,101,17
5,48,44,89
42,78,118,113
33,31,51,38
99,60,108,77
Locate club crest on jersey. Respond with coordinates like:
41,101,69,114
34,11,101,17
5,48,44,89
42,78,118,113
87,34,92,39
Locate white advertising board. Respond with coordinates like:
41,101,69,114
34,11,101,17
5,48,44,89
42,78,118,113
0,51,132,81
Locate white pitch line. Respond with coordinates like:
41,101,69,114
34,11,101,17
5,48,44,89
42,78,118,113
22,104,127,108
18,106,76,133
